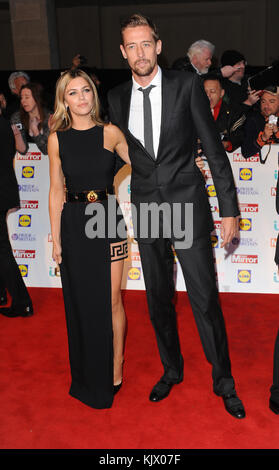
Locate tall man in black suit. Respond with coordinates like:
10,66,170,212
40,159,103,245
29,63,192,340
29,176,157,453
0,109,33,317
108,14,245,419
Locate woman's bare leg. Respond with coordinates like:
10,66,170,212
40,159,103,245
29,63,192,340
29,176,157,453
111,259,126,385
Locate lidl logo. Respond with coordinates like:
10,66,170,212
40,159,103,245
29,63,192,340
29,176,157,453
211,235,219,248
128,267,141,280
206,185,216,197
239,218,252,231
239,168,252,181
18,214,31,227
238,270,251,283
18,264,28,277
22,166,35,178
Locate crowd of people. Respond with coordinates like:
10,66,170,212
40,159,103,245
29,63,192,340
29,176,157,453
0,13,279,418
0,41,278,161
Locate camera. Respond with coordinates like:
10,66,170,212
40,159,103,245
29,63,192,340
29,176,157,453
269,114,278,126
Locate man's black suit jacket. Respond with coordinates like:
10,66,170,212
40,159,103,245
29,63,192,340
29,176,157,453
108,69,239,243
215,100,246,152
0,115,19,211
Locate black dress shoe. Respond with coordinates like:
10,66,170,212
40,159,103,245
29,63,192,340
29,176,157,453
269,398,279,414
222,393,246,419
0,304,33,318
0,290,7,306
113,381,122,395
149,378,181,402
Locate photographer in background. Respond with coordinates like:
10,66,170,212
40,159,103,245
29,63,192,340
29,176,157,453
0,100,33,317
220,50,261,114
241,86,279,159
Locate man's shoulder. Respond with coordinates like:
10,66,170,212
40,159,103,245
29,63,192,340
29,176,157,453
162,68,195,87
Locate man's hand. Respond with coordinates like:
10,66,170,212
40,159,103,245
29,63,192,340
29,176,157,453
243,89,261,106
262,122,275,141
220,217,238,248
220,65,239,78
195,155,204,171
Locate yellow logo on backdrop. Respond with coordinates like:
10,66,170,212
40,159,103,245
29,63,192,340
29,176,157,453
239,168,252,180
239,218,252,231
19,215,31,227
22,166,34,178
211,235,218,247
128,267,141,280
238,270,251,283
207,185,216,197
19,265,28,277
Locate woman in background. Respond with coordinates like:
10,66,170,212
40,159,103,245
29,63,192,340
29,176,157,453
11,82,52,155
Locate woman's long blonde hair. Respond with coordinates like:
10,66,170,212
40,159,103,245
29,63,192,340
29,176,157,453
50,68,104,133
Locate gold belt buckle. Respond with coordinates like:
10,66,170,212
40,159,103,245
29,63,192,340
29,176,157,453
87,190,98,202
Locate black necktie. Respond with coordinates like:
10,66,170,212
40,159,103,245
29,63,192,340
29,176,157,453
138,85,156,158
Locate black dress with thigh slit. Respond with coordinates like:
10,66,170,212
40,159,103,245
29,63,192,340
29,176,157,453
57,125,127,409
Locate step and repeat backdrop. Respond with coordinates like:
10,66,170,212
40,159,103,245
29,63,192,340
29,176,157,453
7,143,279,293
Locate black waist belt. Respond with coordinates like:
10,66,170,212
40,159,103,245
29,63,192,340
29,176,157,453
66,188,113,203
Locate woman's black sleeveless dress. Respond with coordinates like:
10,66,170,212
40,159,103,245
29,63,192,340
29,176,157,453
57,125,127,409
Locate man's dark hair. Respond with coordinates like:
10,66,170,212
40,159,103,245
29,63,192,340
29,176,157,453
120,13,160,44
202,73,225,88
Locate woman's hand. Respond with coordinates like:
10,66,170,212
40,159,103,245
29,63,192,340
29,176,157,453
52,242,62,266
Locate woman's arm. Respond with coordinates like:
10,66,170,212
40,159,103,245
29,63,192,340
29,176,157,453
48,132,65,265
11,124,27,154
30,113,51,155
104,123,131,165
10,110,28,154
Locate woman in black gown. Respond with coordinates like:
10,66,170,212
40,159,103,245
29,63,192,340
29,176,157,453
48,69,130,409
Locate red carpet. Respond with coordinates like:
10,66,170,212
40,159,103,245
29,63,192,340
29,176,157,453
0,288,278,450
